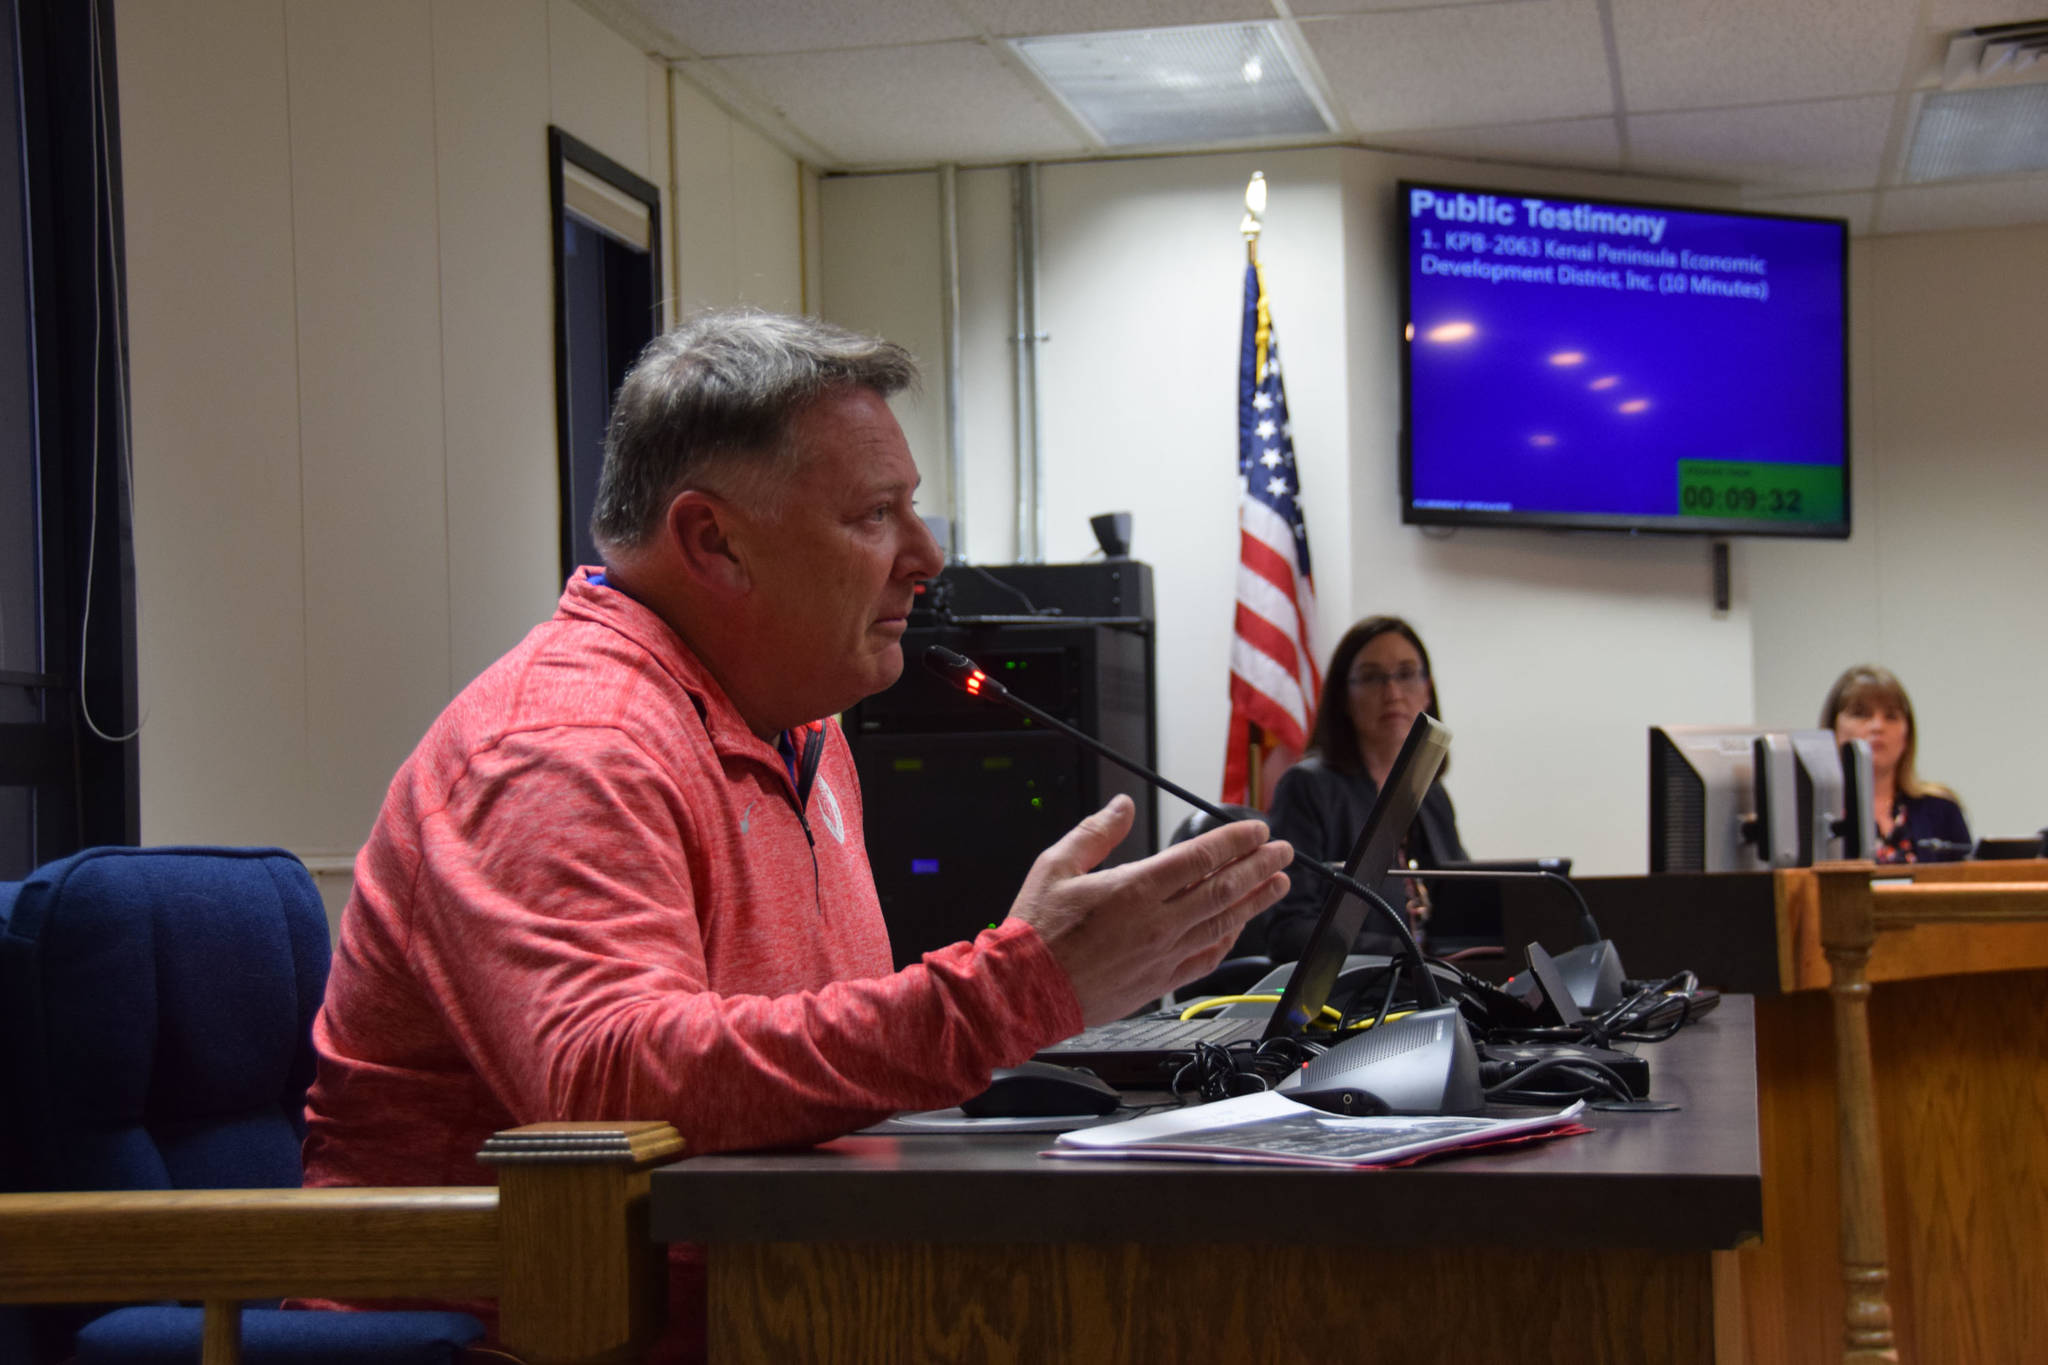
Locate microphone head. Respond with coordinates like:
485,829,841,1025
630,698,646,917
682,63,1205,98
922,645,1003,700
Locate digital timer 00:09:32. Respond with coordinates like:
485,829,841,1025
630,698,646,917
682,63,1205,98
1675,459,1843,524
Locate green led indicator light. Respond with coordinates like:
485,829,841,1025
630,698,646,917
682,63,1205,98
1030,797,1043,809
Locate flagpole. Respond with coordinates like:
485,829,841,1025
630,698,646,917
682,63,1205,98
1241,169,1264,264
1240,170,1266,806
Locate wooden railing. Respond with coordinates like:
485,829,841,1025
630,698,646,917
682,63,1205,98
1811,864,2048,1365
0,1120,683,1365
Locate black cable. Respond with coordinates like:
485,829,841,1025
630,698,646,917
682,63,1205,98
1610,994,1693,1042
1485,1056,1634,1106
1369,953,1406,1030
1597,972,1706,1040
1169,1036,1325,1102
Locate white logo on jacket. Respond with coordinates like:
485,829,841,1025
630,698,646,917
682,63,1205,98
813,776,846,844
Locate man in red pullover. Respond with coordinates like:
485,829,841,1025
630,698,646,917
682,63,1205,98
301,309,1291,1360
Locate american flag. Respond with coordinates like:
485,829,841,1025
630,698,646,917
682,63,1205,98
1223,261,1320,807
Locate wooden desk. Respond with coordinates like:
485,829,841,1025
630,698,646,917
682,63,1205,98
653,1001,1760,1365
1506,867,2048,1364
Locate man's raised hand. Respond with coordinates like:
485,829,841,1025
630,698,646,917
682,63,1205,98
1007,795,1292,1026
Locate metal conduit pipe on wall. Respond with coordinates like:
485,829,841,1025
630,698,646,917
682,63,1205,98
1010,162,1046,563
936,163,964,563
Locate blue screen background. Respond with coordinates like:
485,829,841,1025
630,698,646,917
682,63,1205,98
1405,186,1845,522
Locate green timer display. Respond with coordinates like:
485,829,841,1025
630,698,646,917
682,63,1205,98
1676,460,1842,524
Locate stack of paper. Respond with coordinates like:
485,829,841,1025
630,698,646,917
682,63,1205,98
1046,1092,1586,1168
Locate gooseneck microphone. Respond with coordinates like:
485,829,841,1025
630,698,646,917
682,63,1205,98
922,645,1442,1008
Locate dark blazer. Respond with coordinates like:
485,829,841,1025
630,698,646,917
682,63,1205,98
1251,754,1469,961
1877,792,1972,863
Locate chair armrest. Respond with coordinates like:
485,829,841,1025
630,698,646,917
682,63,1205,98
0,1187,500,1303
0,1120,684,1365
479,1121,686,1365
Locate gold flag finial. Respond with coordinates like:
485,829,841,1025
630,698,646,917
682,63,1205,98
1240,171,1265,260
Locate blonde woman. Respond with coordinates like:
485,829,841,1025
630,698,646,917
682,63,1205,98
1821,664,1970,863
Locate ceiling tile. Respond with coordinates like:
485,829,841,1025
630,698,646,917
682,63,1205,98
1738,189,1876,235
1627,96,1899,191
1371,115,1622,172
630,0,978,57
1300,0,1612,133
703,42,1092,167
948,0,1276,39
1875,175,2048,233
1611,0,1923,112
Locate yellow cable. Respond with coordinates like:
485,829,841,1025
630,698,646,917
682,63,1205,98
1178,994,1343,1026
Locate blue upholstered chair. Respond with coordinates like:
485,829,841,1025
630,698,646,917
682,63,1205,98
0,845,484,1365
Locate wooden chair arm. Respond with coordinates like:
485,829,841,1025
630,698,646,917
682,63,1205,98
0,1187,499,1303
0,1120,684,1365
479,1121,686,1365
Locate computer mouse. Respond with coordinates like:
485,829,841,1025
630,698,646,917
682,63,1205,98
958,1061,1122,1118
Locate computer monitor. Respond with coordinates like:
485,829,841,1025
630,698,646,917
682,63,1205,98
1649,725,1798,873
1787,730,1877,863
1837,737,1875,861
1788,729,1847,863
1268,713,1451,1035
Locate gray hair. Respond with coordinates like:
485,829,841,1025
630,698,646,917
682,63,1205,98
590,307,918,553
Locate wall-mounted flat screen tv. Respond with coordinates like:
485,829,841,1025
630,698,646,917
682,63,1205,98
1400,181,1849,538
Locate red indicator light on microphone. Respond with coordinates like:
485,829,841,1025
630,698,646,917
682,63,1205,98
965,672,986,695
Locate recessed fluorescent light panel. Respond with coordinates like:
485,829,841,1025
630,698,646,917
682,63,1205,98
1905,84,2048,181
1012,23,1335,149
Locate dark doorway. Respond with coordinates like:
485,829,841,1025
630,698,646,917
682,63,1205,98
1,0,139,879
549,127,662,580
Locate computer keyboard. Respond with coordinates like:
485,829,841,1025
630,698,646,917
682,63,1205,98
1050,1015,1259,1051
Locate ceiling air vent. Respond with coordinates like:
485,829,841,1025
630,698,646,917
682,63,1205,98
1905,20,2048,182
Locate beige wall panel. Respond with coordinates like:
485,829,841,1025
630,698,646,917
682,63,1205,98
1749,224,2048,844
430,0,561,689
548,0,650,178
818,173,946,508
729,120,804,313
116,0,313,848
669,73,738,316
1860,227,2046,840
1746,244,1881,735
647,56,676,324
801,165,822,314
285,0,452,856
954,166,1016,563
1034,151,1354,851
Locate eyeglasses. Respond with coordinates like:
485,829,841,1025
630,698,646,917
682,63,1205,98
1348,666,1429,692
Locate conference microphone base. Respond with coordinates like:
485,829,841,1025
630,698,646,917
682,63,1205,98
1277,1006,1486,1116
1507,940,1627,1014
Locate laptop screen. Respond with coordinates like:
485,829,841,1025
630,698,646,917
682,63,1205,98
1263,713,1452,1038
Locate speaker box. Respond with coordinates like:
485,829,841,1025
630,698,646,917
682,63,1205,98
845,619,1156,968
912,560,1154,624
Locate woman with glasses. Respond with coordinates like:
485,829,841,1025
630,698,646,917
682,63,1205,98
1821,664,1970,863
1257,615,1468,961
